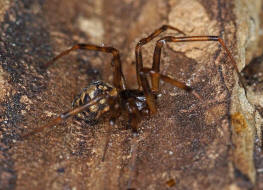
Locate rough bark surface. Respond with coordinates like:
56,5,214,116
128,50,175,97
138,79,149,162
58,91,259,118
0,0,261,190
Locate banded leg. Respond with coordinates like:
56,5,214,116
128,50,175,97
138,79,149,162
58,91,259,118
102,100,122,161
44,44,126,90
151,36,246,91
139,71,157,114
129,98,146,132
141,68,203,101
139,63,196,115
22,95,107,138
129,113,140,133
141,68,192,92
135,25,185,88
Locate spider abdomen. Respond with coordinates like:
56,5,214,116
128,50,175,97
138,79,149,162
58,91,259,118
72,80,117,125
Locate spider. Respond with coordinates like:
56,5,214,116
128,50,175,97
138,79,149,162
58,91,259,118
22,25,245,138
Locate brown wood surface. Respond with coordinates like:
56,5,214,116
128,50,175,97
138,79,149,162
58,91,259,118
0,0,261,189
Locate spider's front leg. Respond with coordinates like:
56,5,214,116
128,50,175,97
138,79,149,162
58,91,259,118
140,68,203,101
138,34,246,113
151,35,246,91
134,25,191,115
135,25,185,88
43,44,126,90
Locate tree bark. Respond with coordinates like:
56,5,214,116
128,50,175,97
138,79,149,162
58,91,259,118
0,0,261,189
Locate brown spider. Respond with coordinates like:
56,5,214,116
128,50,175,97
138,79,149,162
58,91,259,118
22,25,244,138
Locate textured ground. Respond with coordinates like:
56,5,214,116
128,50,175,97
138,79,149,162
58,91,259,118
0,0,262,190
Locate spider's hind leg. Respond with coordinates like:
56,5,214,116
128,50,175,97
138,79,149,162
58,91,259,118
22,95,107,139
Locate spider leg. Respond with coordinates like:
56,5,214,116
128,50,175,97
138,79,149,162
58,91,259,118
141,68,203,101
139,66,203,115
127,99,144,132
151,35,246,91
135,25,185,88
139,71,157,114
141,68,192,91
22,95,107,139
43,44,126,90
126,105,141,132
102,101,122,162
129,113,140,133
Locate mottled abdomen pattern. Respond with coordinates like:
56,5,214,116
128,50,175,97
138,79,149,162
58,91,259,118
72,80,117,125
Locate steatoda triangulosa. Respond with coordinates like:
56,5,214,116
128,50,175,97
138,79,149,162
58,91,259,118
22,25,245,138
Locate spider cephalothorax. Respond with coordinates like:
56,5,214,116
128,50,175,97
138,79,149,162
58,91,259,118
23,25,244,138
